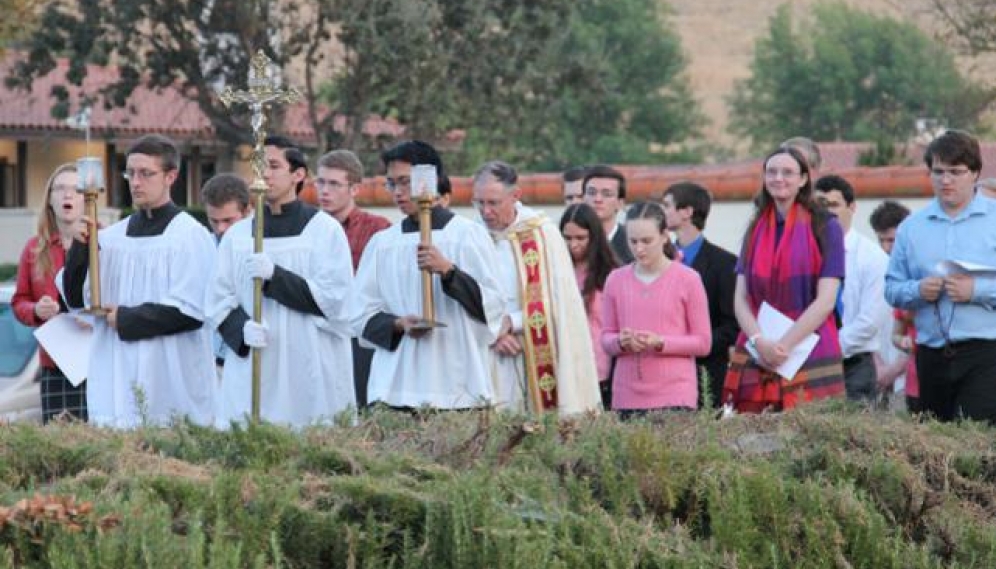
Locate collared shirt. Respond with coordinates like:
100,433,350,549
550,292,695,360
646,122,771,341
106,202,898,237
339,207,391,271
839,229,890,357
885,194,996,348
678,234,705,267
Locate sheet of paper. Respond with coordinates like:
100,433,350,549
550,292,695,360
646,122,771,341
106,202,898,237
745,302,819,381
935,259,996,276
33,314,92,387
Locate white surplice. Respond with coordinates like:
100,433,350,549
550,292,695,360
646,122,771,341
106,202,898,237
349,215,504,409
209,212,355,428
80,213,218,428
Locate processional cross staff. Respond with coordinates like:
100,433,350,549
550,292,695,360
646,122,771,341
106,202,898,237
219,50,301,421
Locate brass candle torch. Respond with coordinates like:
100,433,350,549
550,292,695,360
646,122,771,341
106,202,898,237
76,156,107,316
411,165,445,330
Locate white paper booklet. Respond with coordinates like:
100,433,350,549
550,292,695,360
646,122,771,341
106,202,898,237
935,259,996,276
744,302,819,381
33,314,92,387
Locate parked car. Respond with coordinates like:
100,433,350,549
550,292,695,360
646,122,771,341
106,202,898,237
0,282,42,422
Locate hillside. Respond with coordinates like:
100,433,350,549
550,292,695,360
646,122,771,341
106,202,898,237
666,0,996,155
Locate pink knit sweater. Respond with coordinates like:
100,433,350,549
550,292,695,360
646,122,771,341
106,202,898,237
601,263,711,410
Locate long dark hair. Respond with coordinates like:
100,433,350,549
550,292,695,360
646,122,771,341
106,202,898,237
559,203,617,306
624,200,677,260
741,147,829,263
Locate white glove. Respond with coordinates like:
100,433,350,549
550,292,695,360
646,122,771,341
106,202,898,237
243,320,268,349
246,252,275,280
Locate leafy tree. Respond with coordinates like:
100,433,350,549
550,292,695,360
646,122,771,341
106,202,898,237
6,0,702,172
532,0,703,170
5,0,335,146
325,0,703,172
728,3,992,153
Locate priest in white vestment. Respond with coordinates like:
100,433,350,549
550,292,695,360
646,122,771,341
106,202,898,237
208,137,355,428
349,141,505,409
472,160,602,415
61,135,218,428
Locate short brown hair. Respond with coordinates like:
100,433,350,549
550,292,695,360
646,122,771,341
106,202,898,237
201,173,250,210
127,134,180,171
317,149,364,184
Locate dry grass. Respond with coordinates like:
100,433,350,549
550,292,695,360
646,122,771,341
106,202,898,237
665,0,996,153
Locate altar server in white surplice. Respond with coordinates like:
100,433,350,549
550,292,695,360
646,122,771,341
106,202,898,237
61,135,218,428
209,136,355,428
350,141,504,410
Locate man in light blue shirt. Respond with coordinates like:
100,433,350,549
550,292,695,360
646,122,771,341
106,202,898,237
884,130,996,423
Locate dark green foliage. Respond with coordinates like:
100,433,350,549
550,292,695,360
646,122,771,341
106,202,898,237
729,2,993,154
0,423,117,489
3,407,996,567
0,264,16,282
7,0,703,173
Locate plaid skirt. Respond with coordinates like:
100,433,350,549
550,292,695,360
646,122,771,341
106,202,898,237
38,366,88,424
722,345,845,413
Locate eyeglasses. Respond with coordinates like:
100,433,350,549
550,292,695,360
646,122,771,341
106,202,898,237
764,168,801,179
50,184,77,195
123,169,163,182
584,187,619,199
930,167,972,179
314,179,350,190
385,177,411,192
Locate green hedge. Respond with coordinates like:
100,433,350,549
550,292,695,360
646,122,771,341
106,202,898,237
2,406,996,568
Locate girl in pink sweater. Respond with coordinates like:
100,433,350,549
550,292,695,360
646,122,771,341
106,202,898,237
601,201,712,414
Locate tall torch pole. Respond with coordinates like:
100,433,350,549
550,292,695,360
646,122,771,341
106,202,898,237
219,50,301,422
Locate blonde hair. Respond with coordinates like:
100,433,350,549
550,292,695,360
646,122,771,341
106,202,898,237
32,163,78,279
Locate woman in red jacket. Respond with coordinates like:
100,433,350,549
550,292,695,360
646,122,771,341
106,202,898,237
12,163,88,423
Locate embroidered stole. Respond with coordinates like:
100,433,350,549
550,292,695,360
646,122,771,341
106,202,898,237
508,218,560,413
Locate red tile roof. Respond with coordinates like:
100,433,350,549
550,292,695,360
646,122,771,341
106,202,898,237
0,54,402,146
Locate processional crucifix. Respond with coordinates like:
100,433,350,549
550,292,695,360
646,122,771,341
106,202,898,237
219,50,301,422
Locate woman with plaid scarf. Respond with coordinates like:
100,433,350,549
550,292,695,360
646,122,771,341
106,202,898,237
722,148,847,412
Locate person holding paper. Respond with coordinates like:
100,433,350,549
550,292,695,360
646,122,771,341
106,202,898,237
12,163,88,423
884,130,996,423
62,135,218,428
601,201,711,417
349,141,505,410
722,147,846,412
208,136,356,428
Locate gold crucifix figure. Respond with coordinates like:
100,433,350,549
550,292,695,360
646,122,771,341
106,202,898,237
219,49,301,422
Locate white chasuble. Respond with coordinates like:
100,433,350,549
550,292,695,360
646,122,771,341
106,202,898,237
485,204,602,415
